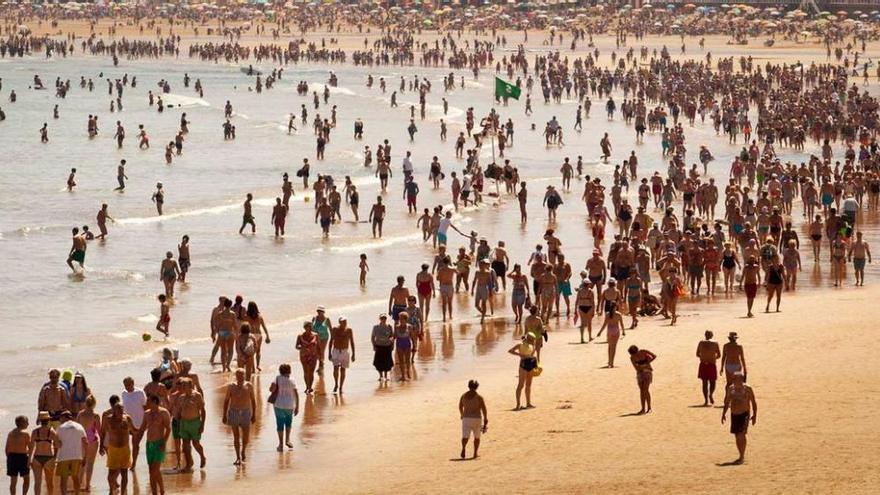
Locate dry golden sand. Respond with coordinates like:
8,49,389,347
206,285,879,495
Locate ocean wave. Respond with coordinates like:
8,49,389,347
314,232,423,253
162,93,210,108
307,82,356,96
81,268,145,282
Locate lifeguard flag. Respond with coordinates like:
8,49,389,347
495,77,521,100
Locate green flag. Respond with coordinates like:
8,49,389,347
495,77,521,100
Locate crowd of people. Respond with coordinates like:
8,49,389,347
3,5,880,495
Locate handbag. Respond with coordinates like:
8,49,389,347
267,377,279,404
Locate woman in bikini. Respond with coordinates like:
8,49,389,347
69,373,91,415
76,395,101,491
295,322,319,394
30,412,58,495
508,334,537,410
245,302,271,372
573,281,595,343
394,312,413,381
628,346,657,414
597,304,625,368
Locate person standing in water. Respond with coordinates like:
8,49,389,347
159,252,180,298
115,160,128,191
156,294,170,337
151,183,164,215
95,204,113,240
67,227,87,273
177,235,191,283
239,193,256,235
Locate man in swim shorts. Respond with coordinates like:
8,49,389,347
720,332,747,384
696,330,721,406
100,403,134,493
458,380,488,459
721,372,757,465
222,369,255,465
388,276,410,322
328,317,355,394
141,395,171,495
172,378,205,472
66,227,87,273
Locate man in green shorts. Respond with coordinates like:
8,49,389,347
171,378,205,472
66,227,87,273
141,395,170,494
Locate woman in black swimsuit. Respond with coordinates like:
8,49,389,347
721,242,739,293
765,261,785,313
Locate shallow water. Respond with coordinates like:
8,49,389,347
1,51,877,490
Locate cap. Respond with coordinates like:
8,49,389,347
338,316,347,322
60,410,73,418
316,305,326,312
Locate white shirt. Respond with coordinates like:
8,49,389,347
842,198,859,215
438,217,452,235
402,156,413,174
122,388,147,429
56,421,86,461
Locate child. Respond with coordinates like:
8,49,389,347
417,208,431,241
5,416,30,495
467,231,479,255
359,254,369,286
156,294,170,337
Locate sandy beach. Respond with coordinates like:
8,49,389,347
207,285,879,495
3,12,880,495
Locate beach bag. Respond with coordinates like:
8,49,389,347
267,377,279,404
532,363,543,377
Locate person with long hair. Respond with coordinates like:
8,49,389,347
508,334,537,410
295,322,319,394
597,304,625,367
245,301,271,371
69,373,91,415
628,346,657,414
75,395,101,491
